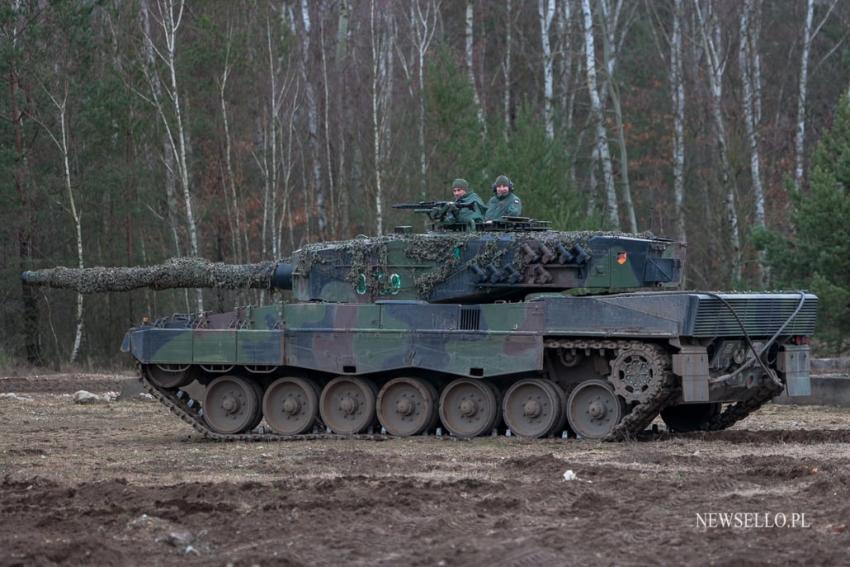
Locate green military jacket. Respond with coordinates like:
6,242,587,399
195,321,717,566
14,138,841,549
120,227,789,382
443,191,486,227
484,192,522,221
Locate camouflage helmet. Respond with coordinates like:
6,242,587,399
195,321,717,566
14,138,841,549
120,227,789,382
451,178,469,190
492,175,513,192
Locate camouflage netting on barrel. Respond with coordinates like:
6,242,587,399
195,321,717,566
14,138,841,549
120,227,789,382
21,258,282,293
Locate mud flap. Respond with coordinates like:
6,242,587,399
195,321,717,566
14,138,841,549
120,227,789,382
778,344,811,397
673,347,709,402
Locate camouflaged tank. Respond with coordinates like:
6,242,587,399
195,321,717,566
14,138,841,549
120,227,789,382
22,218,817,440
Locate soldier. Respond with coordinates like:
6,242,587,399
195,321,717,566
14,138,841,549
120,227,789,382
430,178,486,229
485,175,522,221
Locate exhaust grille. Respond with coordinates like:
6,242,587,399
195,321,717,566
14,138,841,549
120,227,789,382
460,307,481,331
687,294,817,337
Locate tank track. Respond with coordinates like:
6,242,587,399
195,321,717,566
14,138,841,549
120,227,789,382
137,364,388,442
141,338,678,443
544,339,677,441
705,381,784,432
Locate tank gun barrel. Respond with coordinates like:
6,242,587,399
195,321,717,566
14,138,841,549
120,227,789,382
20,257,293,294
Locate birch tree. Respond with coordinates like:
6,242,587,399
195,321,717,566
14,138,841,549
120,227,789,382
581,0,619,228
739,0,767,282
670,0,686,247
695,0,741,283
139,0,203,311
370,0,395,234
319,2,337,235
539,0,556,140
297,0,328,239
33,84,84,363
598,0,637,232
793,0,837,192
650,0,688,246
398,0,439,201
793,0,814,194
465,0,486,134
557,0,578,133
264,12,284,258
217,28,244,264
334,0,351,236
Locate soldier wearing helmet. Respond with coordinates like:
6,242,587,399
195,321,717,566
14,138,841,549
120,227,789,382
484,175,522,221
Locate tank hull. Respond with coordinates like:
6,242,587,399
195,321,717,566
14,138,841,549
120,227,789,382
123,291,816,439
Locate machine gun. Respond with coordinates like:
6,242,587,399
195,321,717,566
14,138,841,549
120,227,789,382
392,200,477,214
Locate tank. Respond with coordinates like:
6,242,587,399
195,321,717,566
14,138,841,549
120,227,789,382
21,217,817,440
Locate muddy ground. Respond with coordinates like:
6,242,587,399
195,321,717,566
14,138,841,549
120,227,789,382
2,372,850,566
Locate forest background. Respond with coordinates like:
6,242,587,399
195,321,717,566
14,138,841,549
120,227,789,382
2,0,849,368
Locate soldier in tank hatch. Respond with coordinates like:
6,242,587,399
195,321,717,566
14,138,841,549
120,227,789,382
429,178,486,229
485,175,522,221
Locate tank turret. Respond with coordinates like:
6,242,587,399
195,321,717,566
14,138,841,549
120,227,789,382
21,226,683,304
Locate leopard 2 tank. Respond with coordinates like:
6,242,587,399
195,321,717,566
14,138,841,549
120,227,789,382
22,217,817,440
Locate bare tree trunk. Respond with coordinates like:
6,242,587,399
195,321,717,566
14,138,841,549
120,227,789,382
140,0,187,311
557,0,576,132
581,0,619,229
739,0,765,229
36,88,84,363
670,0,687,249
370,0,394,234
539,0,556,140
406,0,438,201
793,0,814,193
9,10,41,364
336,0,351,237
299,0,327,239
277,95,298,257
218,34,244,264
268,16,280,258
319,5,337,237
255,114,271,261
598,0,636,232
163,0,200,308
695,0,740,283
465,0,486,134
141,0,202,310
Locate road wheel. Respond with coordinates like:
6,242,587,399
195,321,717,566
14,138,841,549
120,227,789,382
262,377,320,435
320,377,377,434
203,375,261,434
439,379,499,438
376,377,438,436
566,379,623,440
502,379,565,439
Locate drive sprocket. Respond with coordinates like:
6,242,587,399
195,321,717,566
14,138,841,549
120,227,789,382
608,343,667,404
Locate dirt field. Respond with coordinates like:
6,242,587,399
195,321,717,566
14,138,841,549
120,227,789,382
2,372,850,566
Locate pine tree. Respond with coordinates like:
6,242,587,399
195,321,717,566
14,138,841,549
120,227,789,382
758,96,850,353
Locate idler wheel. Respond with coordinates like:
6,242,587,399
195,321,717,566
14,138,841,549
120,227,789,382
146,364,194,389
502,379,565,439
320,377,377,434
203,375,262,434
566,379,623,440
262,377,320,435
376,377,438,436
660,402,721,433
439,379,500,438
